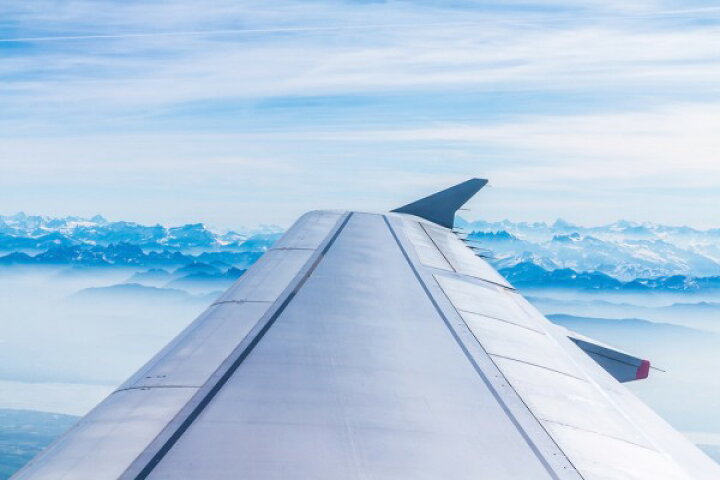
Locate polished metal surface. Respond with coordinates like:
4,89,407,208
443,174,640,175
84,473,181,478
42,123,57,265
147,212,562,479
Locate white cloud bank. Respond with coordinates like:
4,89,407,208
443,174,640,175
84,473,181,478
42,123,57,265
0,0,719,226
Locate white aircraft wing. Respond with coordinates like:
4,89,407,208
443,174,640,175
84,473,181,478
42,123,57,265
14,179,720,479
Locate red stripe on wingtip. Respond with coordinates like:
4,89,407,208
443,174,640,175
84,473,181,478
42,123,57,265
636,360,651,380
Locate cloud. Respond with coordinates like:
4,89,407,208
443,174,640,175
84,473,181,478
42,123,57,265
3,2,719,111
0,0,719,227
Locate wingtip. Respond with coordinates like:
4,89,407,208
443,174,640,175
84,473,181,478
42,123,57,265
636,360,651,380
469,177,489,186
391,177,489,228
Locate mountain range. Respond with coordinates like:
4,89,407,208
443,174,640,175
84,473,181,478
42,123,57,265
2,213,720,291
0,244,263,269
498,262,720,291
461,218,720,280
457,217,720,245
0,212,282,252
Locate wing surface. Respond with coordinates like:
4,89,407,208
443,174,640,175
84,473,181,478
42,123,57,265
392,209,720,480
13,181,720,480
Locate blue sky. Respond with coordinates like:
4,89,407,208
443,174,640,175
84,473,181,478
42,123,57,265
1,0,719,229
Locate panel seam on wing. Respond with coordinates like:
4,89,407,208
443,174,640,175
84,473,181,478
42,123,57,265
114,386,201,393
487,354,589,382
382,214,581,480
539,419,660,452
429,266,518,291
509,295,678,453
422,268,588,479
210,299,273,307
456,308,545,333
418,221,457,272
122,212,354,480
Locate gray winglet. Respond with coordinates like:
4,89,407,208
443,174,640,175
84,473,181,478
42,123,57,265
391,178,488,228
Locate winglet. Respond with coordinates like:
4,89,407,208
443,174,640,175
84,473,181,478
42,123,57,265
391,178,488,228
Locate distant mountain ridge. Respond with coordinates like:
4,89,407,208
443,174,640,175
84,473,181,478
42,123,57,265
0,244,264,269
0,213,282,252
457,217,720,244
70,283,223,305
3,213,720,291
499,262,720,291
460,217,720,280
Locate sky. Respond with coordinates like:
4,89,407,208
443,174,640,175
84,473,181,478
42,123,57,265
1,0,719,229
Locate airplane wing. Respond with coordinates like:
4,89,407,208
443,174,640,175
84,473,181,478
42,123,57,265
14,179,720,480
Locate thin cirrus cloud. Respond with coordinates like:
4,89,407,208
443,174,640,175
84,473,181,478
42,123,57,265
0,0,719,228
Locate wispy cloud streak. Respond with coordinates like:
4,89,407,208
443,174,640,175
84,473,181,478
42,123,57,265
0,0,719,227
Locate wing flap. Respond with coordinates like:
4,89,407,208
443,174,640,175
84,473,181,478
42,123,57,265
396,212,719,480
546,423,689,480
121,302,271,389
402,217,512,287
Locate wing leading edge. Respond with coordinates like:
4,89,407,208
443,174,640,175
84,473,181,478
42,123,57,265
13,180,720,480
